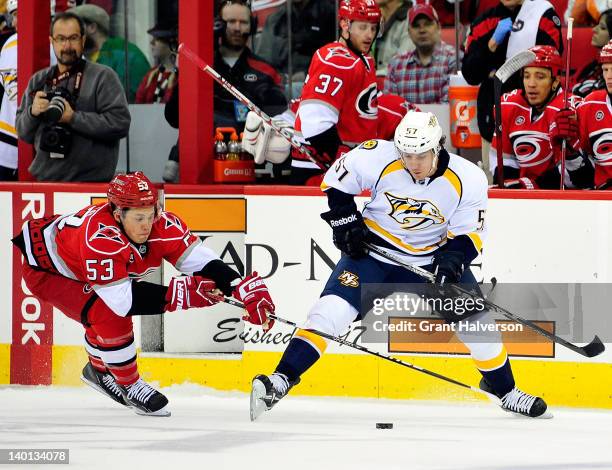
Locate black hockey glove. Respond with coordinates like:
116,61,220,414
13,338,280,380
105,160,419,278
432,250,465,285
320,205,369,259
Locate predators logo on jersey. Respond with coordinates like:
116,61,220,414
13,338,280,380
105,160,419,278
385,193,445,230
338,270,359,288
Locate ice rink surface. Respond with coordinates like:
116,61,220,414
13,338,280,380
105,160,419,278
1,384,611,470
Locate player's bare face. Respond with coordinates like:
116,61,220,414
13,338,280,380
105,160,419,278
222,4,251,50
592,14,610,48
522,67,556,107
400,150,436,180
603,64,612,93
341,20,378,54
118,207,156,244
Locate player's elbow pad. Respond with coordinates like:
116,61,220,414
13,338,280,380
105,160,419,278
195,259,241,297
127,281,168,316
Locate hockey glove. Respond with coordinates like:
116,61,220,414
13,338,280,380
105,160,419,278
233,272,275,331
164,276,224,312
432,250,465,285
242,111,292,164
320,205,369,259
550,108,580,152
503,177,537,189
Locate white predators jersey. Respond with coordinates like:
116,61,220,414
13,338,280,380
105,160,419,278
321,139,488,266
0,34,56,169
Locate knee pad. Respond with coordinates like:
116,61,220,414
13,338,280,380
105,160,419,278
302,294,359,337
456,311,505,363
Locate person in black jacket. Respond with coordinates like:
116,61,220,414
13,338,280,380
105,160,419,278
462,0,563,178
214,1,287,132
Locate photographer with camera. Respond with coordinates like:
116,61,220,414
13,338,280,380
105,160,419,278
15,11,130,182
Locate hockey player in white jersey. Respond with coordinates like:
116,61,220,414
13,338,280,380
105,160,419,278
0,0,56,180
251,111,549,419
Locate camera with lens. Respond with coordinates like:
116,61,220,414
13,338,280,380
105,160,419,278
39,88,73,155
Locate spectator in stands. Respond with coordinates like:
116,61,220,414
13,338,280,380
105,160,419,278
162,82,179,183
384,4,456,103
462,0,562,177
215,0,286,132
15,12,130,182
565,0,602,26
256,0,336,97
70,4,150,102
135,22,177,104
572,9,612,97
374,0,414,77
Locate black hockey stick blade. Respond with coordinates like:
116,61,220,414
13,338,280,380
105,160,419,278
581,335,605,358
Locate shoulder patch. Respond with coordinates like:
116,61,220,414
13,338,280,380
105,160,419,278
360,139,379,150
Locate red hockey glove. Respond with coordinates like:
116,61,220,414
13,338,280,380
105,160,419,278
233,272,275,331
164,276,223,312
550,108,580,151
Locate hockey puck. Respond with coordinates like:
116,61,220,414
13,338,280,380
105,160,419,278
376,423,393,429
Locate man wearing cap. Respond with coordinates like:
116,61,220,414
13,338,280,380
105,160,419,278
384,3,457,103
135,23,177,104
70,4,150,102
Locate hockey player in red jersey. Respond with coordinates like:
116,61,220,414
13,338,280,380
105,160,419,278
376,93,420,140
289,0,382,185
576,40,612,189
11,172,275,417
491,45,592,189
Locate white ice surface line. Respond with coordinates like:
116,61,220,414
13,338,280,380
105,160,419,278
1,385,611,470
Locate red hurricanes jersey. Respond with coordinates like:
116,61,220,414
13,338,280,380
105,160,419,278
491,89,579,180
577,89,612,188
293,42,378,168
19,203,218,316
377,93,419,141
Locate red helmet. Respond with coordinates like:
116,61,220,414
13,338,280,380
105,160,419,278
524,45,563,76
107,171,158,209
338,0,382,23
599,40,612,63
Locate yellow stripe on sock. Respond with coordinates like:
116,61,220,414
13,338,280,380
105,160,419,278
474,347,508,372
295,329,328,355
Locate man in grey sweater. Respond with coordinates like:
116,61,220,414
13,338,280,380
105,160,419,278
16,11,130,182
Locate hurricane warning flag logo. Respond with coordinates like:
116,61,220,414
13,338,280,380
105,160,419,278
385,193,445,230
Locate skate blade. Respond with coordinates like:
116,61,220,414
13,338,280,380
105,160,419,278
250,379,268,422
133,405,171,417
80,375,127,407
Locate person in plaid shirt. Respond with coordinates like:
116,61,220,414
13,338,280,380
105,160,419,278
384,3,457,103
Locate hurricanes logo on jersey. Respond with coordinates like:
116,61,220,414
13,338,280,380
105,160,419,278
338,270,359,288
590,128,612,164
355,83,378,119
162,212,183,232
385,193,445,230
510,130,552,168
89,223,124,244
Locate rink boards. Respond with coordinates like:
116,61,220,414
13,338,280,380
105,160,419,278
0,184,611,408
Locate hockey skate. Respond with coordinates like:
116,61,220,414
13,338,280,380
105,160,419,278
480,378,552,418
119,378,170,417
80,363,127,407
250,373,299,421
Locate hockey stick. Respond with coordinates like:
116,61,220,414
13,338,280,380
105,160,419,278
493,50,537,187
223,296,501,404
177,43,327,170
560,18,574,190
365,243,605,358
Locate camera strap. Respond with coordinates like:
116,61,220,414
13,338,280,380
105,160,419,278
49,58,86,103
